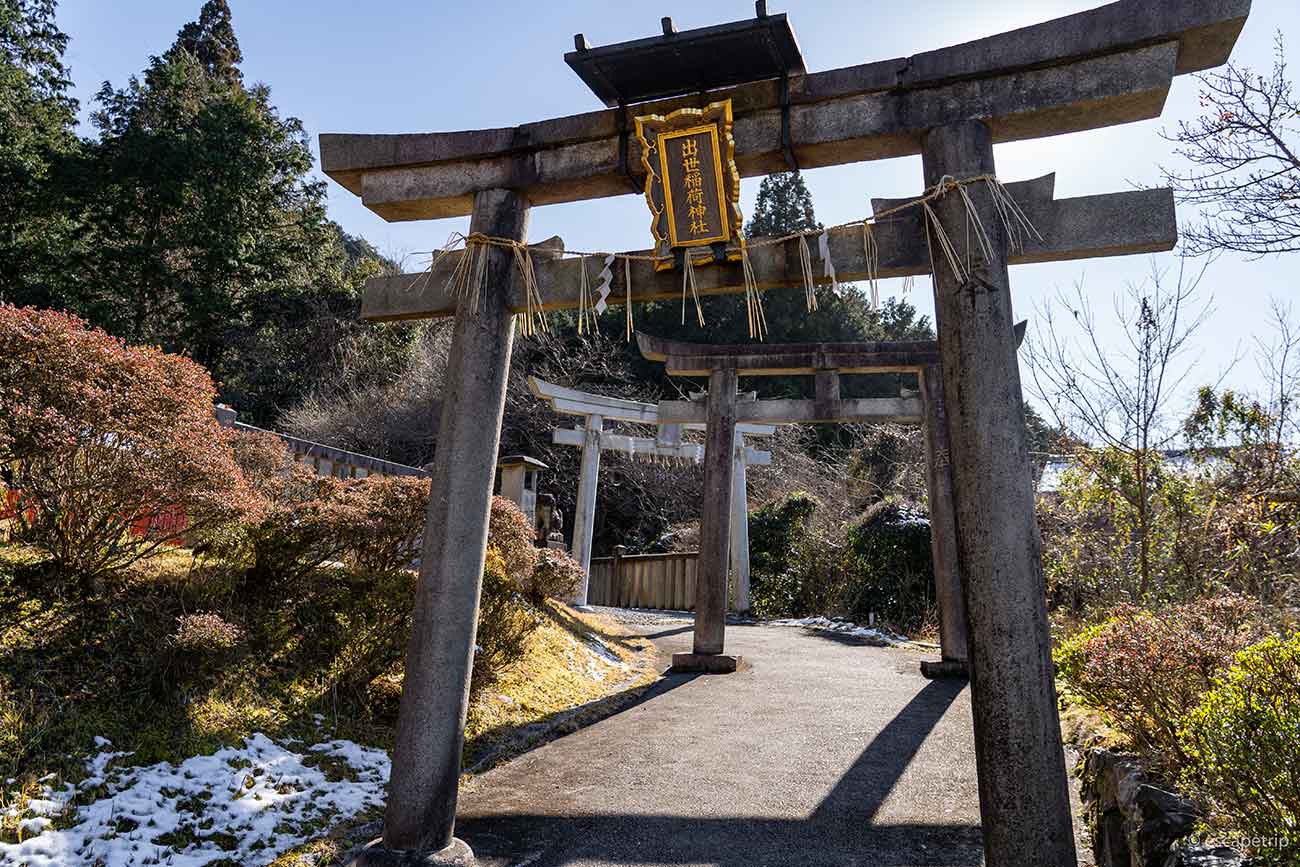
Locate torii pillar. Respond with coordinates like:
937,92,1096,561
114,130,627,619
569,413,603,593
528,376,773,611
923,121,1074,865
729,427,753,613
672,368,741,673
919,363,969,676
353,190,525,864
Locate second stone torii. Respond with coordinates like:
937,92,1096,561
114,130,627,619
527,376,772,610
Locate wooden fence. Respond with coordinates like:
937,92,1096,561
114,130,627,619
586,548,699,610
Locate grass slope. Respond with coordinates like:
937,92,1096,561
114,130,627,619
0,543,657,861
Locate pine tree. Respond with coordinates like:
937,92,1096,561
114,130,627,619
745,171,819,238
170,0,242,86
66,1,409,423
0,0,81,306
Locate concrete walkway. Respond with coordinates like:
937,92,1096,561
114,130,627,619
456,620,985,866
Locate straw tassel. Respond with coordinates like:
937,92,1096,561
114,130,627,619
922,200,967,283
740,243,767,340
446,236,490,311
797,233,818,312
862,222,880,310
511,243,548,338
624,256,634,342
681,253,705,328
576,255,599,336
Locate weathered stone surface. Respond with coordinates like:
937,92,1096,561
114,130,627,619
693,369,737,657
321,0,1248,220
923,120,1076,866
670,652,742,674
348,837,476,866
656,395,924,425
380,189,527,853
638,331,941,375
919,659,968,679
360,182,1176,321
1078,748,1207,867
1174,844,1246,866
919,364,967,667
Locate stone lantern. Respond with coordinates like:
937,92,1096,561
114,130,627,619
494,455,547,529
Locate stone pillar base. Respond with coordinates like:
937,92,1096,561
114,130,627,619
920,659,969,679
671,652,742,674
348,838,475,866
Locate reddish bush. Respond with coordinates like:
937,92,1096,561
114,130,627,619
487,495,538,582
233,462,354,585
342,474,429,573
228,428,294,498
1059,594,1268,772
0,305,256,578
171,612,245,652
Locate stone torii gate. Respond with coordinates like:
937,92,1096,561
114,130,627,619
638,330,981,679
323,3,1248,865
527,375,774,609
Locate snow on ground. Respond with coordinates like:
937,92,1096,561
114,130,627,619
0,734,390,867
563,631,630,682
767,616,906,646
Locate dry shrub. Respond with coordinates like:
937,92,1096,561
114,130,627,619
1056,594,1269,774
488,495,538,581
170,612,244,652
0,305,256,580
224,438,355,585
342,475,428,573
527,548,584,604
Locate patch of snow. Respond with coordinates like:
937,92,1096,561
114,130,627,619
17,818,50,836
0,733,390,867
585,637,625,668
767,616,906,646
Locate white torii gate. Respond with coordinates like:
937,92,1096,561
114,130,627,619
528,376,772,610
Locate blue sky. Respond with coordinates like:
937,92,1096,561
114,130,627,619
54,0,1300,428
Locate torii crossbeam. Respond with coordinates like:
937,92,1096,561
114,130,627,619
325,4,1249,866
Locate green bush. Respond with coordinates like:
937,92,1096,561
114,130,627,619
1055,595,1267,774
842,501,933,631
748,492,818,618
472,549,541,697
1180,633,1300,863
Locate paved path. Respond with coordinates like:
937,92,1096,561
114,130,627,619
456,620,985,866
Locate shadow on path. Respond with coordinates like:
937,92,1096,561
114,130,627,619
460,677,976,866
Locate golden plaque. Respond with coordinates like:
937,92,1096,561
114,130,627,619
635,99,743,269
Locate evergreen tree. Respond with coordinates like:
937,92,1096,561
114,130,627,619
0,0,80,306
170,0,242,86
64,1,409,423
745,171,819,238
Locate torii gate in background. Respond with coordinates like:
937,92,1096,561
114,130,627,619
527,375,773,610
321,3,1249,865
635,327,1034,678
